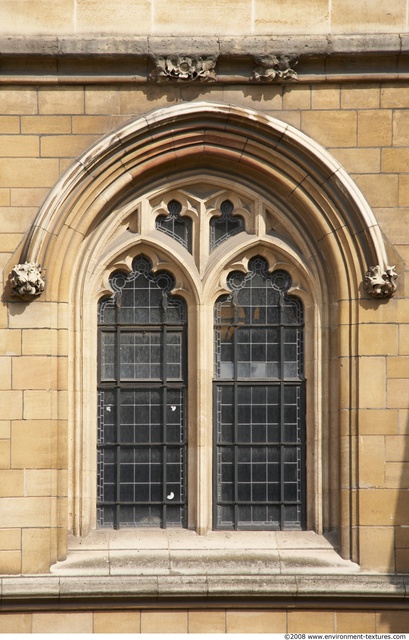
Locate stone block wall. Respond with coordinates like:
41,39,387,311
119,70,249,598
0,80,408,577
0,0,408,35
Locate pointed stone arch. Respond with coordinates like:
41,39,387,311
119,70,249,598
11,102,396,564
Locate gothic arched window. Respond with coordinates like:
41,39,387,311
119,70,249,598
97,256,187,529
214,257,305,530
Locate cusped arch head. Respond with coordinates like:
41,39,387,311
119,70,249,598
16,102,391,303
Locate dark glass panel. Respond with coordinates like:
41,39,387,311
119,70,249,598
210,200,244,250
97,256,187,529
214,257,305,530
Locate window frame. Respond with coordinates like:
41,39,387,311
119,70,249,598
70,179,321,539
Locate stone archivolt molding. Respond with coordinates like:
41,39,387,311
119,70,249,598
7,102,397,562
11,102,396,302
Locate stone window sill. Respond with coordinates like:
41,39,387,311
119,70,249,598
50,529,359,577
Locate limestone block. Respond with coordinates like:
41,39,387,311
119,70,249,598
385,436,409,462
396,549,409,573
382,84,409,109
226,610,286,633
358,324,398,356
93,611,141,633
85,88,120,115
301,111,357,147
119,86,180,115
22,528,52,574
331,0,406,33
387,379,409,409
0,88,37,115
0,135,39,158
72,115,127,135
0,440,10,468
152,0,252,36
10,188,49,207
311,85,340,110
336,611,376,633
287,610,335,632
21,116,71,134
359,357,386,408
0,470,24,496
222,85,282,110
359,435,386,488
373,208,409,246
399,175,409,207
399,326,409,355
0,497,53,527
13,356,58,391
330,148,380,174
23,390,59,420
387,356,409,379
354,175,398,208
141,611,188,634
382,148,409,173
0,391,23,420
0,550,21,574
359,526,395,572
385,462,409,488
392,111,409,146
358,409,398,435
41,134,98,158
0,422,11,438
0,0,74,35
0,207,37,233
0,158,59,188
0,116,20,133
22,329,66,356
0,614,31,634
76,0,150,34
0,357,11,389
11,420,57,469
0,233,30,253
254,0,329,35
376,610,409,632
283,86,311,110
24,469,59,496
188,611,226,634
38,88,84,115
32,612,93,634
358,109,392,147
341,85,380,109
0,188,10,205
359,488,409,525
0,528,21,550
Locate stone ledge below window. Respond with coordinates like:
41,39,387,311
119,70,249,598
47,530,360,578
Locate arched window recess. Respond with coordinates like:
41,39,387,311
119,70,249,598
8,103,398,565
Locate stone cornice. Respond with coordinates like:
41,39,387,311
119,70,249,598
0,574,409,607
0,34,409,84
1,34,409,57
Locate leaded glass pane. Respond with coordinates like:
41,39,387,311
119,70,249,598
97,256,187,529
214,256,305,530
156,199,192,252
210,200,244,250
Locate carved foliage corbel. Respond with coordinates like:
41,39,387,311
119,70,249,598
251,54,298,82
364,265,398,299
9,262,45,301
149,55,218,82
